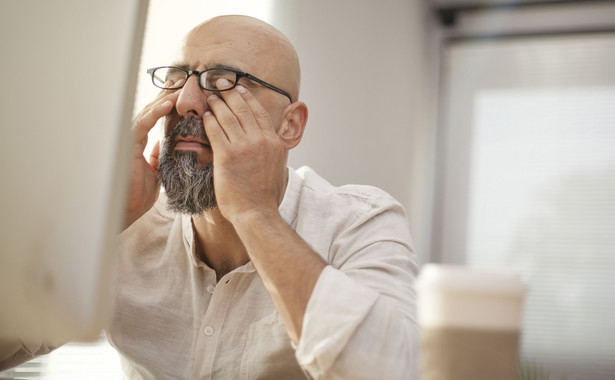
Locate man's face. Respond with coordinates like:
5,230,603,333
157,18,293,215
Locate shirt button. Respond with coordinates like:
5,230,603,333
204,326,214,336
206,285,215,294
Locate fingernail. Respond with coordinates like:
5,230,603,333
236,85,247,94
208,94,218,101
204,111,212,117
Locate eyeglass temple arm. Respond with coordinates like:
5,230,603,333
147,68,166,85
244,73,293,103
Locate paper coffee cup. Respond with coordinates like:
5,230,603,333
417,264,526,380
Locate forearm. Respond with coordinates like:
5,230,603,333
231,209,326,344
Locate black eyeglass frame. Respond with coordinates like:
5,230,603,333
147,66,293,103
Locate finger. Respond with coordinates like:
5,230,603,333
133,85,180,123
207,93,246,142
133,91,179,146
234,84,276,136
132,100,172,156
203,110,230,150
215,81,260,136
148,140,160,171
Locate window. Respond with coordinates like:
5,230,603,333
435,25,615,380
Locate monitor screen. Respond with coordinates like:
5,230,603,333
0,0,149,342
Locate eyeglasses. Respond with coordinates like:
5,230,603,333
147,66,293,103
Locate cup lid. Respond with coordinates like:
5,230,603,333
417,264,526,297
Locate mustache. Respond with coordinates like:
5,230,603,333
166,115,208,145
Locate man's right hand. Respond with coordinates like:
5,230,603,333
123,90,179,229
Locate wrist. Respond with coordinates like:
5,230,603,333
229,207,282,229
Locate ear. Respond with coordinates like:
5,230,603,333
278,101,308,150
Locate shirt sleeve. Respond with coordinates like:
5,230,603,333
294,192,420,379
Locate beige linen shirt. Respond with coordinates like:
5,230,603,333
110,166,420,379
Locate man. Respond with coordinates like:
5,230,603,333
2,15,419,379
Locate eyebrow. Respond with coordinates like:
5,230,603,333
170,62,244,72
211,63,243,72
173,63,190,70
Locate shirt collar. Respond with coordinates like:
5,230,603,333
278,166,301,229
182,214,201,267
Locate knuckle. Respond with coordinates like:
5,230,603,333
219,113,238,125
234,103,251,115
133,115,151,132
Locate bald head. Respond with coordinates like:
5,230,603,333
178,15,301,102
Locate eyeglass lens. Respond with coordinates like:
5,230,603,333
152,67,237,90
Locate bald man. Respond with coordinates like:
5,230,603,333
1,16,419,379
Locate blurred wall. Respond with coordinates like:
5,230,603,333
272,0,441,263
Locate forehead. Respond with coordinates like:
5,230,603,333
174,23,274,74
170,16,300,101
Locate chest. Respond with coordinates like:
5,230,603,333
108,257,304,379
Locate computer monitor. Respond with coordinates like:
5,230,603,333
0,0,149,342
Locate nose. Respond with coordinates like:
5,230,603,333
175,74,210,118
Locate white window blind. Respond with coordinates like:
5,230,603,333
437,34,615,379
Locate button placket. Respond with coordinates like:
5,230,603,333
202,281,217,338
190,276,226,377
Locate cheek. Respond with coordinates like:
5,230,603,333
273,105,292,133
262,98,288,132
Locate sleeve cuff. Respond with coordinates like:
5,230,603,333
295,265,379,378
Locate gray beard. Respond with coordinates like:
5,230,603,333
158,116,216,215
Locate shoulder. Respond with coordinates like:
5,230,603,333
118,192,178,245
289,167,414,269
288,166,409,238
295,166,404,214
